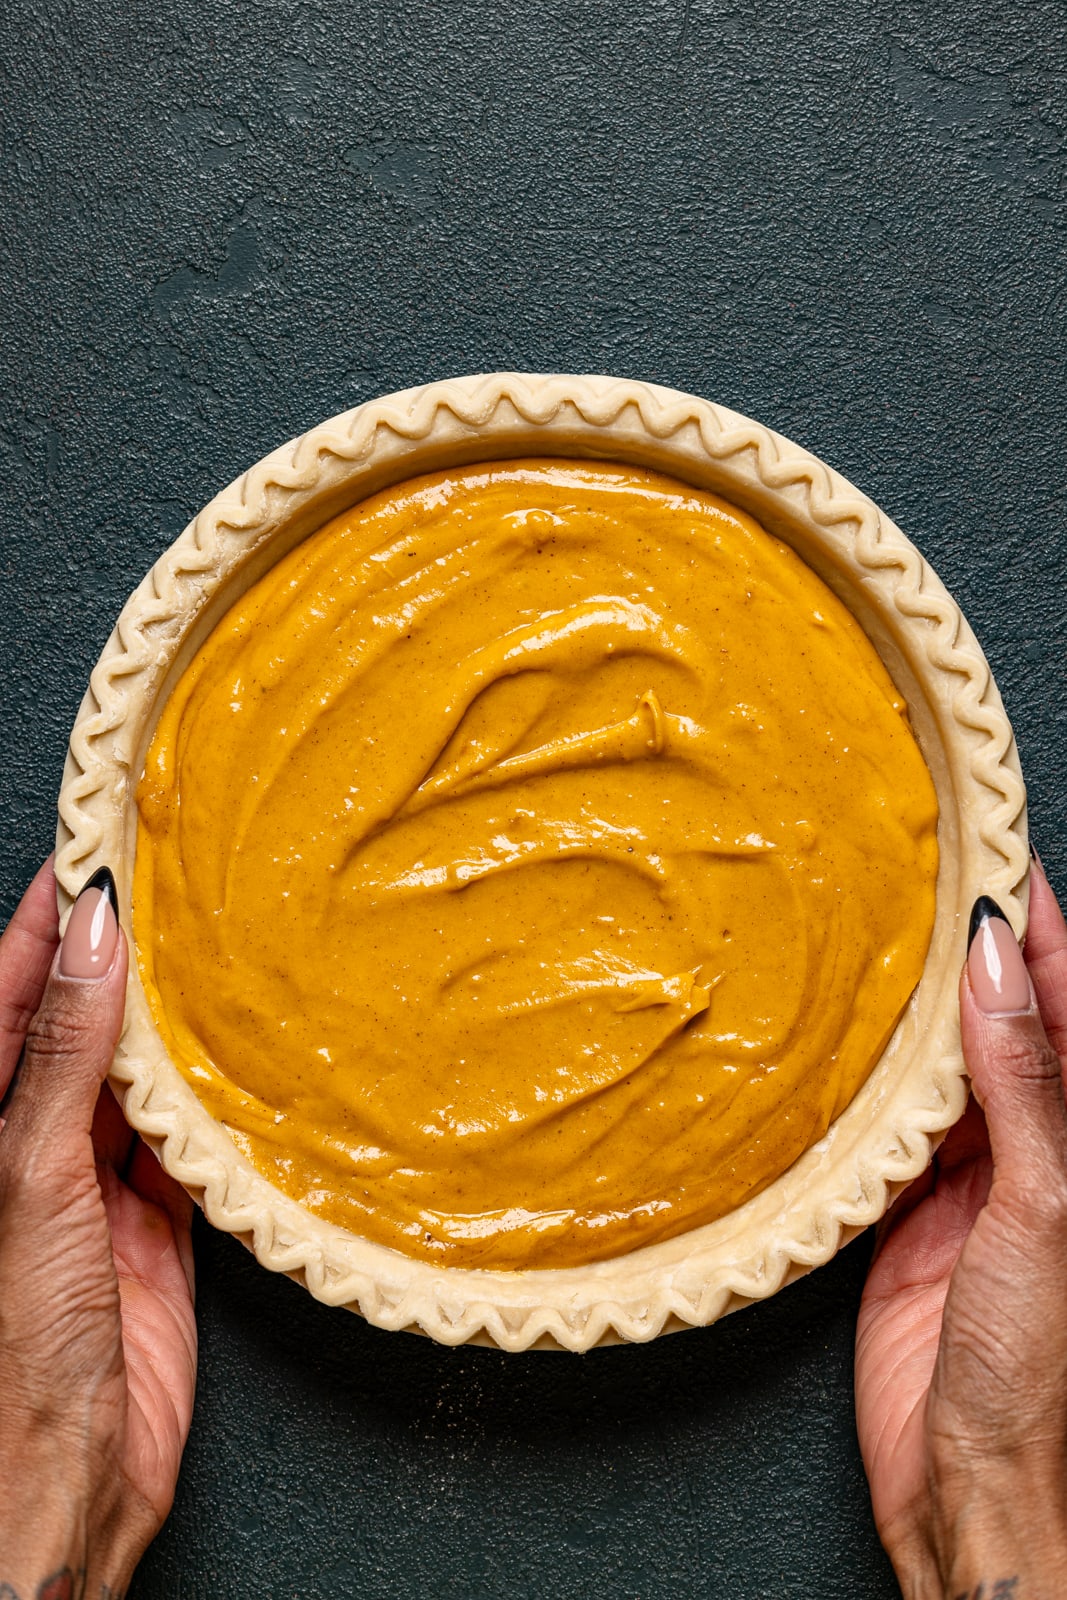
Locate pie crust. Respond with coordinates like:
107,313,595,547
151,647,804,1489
56,374,1028,1351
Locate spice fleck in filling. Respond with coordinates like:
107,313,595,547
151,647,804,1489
134,461,938,1269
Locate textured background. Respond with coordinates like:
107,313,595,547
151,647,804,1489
2,0,1065,1595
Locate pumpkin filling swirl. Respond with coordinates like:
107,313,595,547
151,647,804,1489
134,460,938,1269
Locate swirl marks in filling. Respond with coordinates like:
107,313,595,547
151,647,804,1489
134,461,938,1268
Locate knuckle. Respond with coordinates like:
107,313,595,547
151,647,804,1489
1034,1186,1067,1238
997,1167,1067,1235
0,994,38,1045
1045,1017,1067,1063
988,1029,1062,1088
23,1006,93,1068
1032,1173,1067,1233
1,1138,78,1210
0,1370,66,1433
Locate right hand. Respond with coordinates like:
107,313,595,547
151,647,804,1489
856,855,1067,1598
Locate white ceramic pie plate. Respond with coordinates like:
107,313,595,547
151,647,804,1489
56,374,1027,1351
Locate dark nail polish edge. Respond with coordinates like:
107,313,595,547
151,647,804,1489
80,865,117,913
968,894,1010,947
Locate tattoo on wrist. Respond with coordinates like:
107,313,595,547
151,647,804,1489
0,1575,123,1600
953,1581,1019,1600
38,1572,77,1600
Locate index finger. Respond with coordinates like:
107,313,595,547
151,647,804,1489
0,856,59,1097
1025,855,1067,1070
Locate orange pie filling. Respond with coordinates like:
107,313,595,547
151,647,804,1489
133,460,939,1270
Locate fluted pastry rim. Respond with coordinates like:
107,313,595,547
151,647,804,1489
56,374,1027,1351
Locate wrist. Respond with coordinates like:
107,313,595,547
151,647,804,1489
0,1547,136,1600
0,1479,84,1590
884,1483,1067,1600
937,1509,1067,1600
0,1480,139,1599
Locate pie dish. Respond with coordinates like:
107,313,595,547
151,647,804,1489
56,374,1028,1350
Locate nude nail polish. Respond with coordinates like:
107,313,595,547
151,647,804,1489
60,866,119,980
967,895,1032,1015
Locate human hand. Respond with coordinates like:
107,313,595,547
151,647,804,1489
856,855,1067,1599
0,860,197,1598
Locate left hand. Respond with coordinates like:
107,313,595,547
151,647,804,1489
0,858,197,1597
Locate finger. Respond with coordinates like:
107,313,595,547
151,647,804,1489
124,1137,196,1298
871,1159,935,1257
0,856,59,1096
98,1162,198,1468
933,1092,991,1173
870,1100,991,1260
1024,854,1067,1068
0,868,127,1179
961,895,1067,1207
91,1078,137,1175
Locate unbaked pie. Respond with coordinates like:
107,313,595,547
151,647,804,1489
56,376,1026,1349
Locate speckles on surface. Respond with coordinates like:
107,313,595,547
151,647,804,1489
162,1217,885,1600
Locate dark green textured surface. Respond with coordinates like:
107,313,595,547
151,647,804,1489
1,0,1065,1594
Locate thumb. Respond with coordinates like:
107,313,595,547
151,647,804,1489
1,868,127,1161
960,895,1067,1213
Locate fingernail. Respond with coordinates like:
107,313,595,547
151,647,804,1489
60,867,119,980
967,895,1032,1015
1030,838,1040,864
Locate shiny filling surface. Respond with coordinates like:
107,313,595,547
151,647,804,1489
134,460,939,1269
